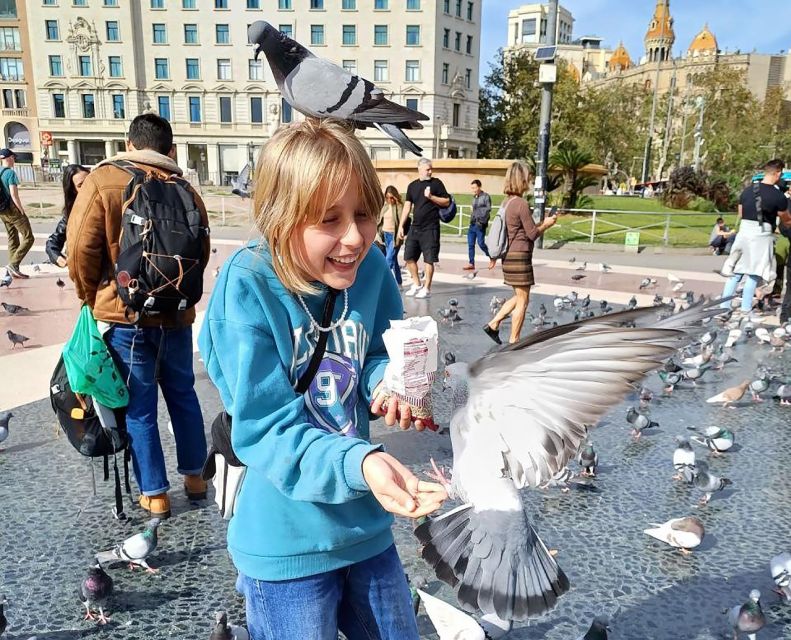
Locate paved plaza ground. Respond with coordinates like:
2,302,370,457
1,232,790,639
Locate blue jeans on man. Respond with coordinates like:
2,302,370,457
467,223,489,266
710,234,734,255
236,544,419,640
105,325,206,496
382,231,402,285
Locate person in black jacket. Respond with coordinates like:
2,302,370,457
46,164,89,266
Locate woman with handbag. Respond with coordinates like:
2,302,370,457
376,186,405,286
483,162,557,345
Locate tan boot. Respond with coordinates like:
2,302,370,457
139,493,171,519
184,474,208,500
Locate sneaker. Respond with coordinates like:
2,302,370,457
139,493,171,519
184,474,208,500
6,264,28,279
483,324,502,345
404,284,421,297
462,264,475,271
415,287,431,299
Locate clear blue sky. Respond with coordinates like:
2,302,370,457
480,0,791,79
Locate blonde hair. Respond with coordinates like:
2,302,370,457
503,161,530,196
252,118,384,293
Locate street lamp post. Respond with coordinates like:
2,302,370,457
692,96,705,172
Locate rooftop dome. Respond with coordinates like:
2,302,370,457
645,0,674,41
688,24,718,56
608,41,632,71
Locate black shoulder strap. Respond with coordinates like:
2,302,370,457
109,159,146,177
295,288,339,394
753,183,764,226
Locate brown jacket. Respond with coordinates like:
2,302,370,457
66,150,211,327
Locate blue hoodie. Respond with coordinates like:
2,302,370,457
199,242,403,581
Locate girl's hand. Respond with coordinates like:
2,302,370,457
371,386,433,432
362,451,448,518
56,256,67,268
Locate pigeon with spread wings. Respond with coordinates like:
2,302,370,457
415,300,724,622
248,21,429,156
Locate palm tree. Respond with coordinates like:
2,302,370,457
550,143,599,209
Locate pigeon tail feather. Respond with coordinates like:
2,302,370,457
374,122,423,156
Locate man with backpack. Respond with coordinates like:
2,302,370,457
463,179,492,271
0,148,34,279
67,113,211,519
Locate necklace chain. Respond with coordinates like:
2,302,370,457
297,288,349,333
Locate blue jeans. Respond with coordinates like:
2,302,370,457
467,224,489,266
382,232,401,285
721,273,761,312
105,325,206,495
236,544,419,640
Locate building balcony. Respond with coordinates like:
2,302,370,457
440,124,478,140
1,108,29,118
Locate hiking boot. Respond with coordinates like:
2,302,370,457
6,264,28,279
184,474,208,500
139,493,171,519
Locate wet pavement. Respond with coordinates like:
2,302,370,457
1,245,790,639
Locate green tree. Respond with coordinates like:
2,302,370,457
550,142,598,208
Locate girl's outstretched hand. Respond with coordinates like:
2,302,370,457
371,388,434,432
362,452,447,519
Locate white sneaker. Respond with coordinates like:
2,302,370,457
415,287,431,299
404,284,421,297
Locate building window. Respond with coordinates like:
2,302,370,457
443,0,450,13
189,96,201,122
455,0,461,16
342,0,355,8
158,95,171,120
0,58,23,81
2,89,12,108
45,20,60,40
112,94,125,119
374,0,387,8
53,93,65,118
217,58,231,80
521,18,536,42
0,27,20,51
246,0,259,7
184,24,198,44
279,24,292,37
407,0,419,8
452,103,460,127
79,55,92,76
48,55,63,77
152,24,167,44
219,95,232,122
104,0,118,6
248,59,263,80
455,31,461,51
278,0,291,8
374,25,388,46
441,62,449,84
73,0,87,5
43,0,56,4
442,29,449,48
374,59,387,82
82,94,95,118
250,96,263,123
342,59,356,74
281,97,292,123
182,0,195,7
342,25,356,46
13,88,23,108
109,55,122,77
151,0,164,7
406,97,418,111
405,60,419,82
106,21,119,41
310,0,323,8
466,35,473,54
186,58,200,79
154,57,169,79
216,24,230,44
0,0,16,18
466,1,473,20
310,25,324,45
465,67,471,88
214,0,226,7
405,25,419,46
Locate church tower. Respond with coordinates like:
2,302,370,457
644,0,675,63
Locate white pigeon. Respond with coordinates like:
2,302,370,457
725,329,743,348
667,273,682,284
755,327,771,344
553,297,564,311
416,589,511,640
672,437,695,483
96,518,161,573
415,302,721,621
0,410,11,448
644,516,704,554
770,552,791,602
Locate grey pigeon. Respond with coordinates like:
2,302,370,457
689,426,735,455
438,307,463,326
448,298,459,308
600,263,612,273
96,518,161,572
700,329,717,345
1,302,29,315
230,162,252,198
0,411,11,448
56,277,65,289
580,294,591,308
578,616,610,640
80,564,113,624
576,261,587,271
0,594,6,635
6,330,28,349
770,552,791,602
639,277,655,290
489,296,505,316
569,256,576,263
539,465,595,492
775,383,791,406
672,437,695,483
693,460,731,505
209,611,250,640
627,295,637,310
538,303,548,316
577,442,598,477
571,274,586,281
652,294,664,306
749,372,770,402
444,352,457,366
727,589,765,640
32,263,40,272
626,406,657,438
414,305,713,621
0,270,10,288
248,21,429,155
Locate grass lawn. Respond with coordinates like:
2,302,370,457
443,193,738,248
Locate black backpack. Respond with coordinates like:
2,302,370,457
0,167,12,211
50,355,131,519
112,160,208,319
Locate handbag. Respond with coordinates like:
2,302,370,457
202,288,340,519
